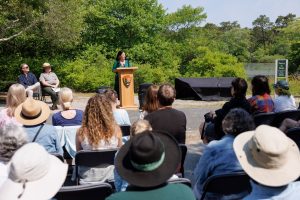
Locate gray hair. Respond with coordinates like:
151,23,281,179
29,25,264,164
0,123,28,163
222,108,255,136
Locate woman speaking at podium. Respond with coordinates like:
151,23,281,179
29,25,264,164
112,50,132,96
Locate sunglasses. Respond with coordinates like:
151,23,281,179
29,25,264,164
22,66,29,69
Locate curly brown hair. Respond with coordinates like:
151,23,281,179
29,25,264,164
78,94,116,147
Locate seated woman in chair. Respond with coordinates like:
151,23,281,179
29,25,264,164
75,94,122,184
39,63,59,110
18,63,41,97
52,87,83,126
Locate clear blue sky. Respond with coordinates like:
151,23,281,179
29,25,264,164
158,0,300,27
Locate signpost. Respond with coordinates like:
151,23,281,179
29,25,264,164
275,59,288,82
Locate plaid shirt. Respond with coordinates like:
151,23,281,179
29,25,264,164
248,93,274,113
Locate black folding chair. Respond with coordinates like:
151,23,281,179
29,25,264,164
286,127,300,149
75,149,118,185
253,112,277,127
179,144,187,177
200,171,251,200
54,183,113,200
120,125,131,136
168,178,192,188
272,110,300,128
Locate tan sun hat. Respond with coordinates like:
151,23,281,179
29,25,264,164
42,63,51,68
14,98,51,126
233,125,300,187
0,143,67,200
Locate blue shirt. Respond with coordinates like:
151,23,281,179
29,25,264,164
113,109,131,126
244,181,300,200
193,134,244,199
18,72,38,88
52,109,83,126
24,124,63,155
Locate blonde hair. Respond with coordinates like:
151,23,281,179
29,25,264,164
78,94,116,147
59,87,73,110
6,84,26,117
130,120,152,137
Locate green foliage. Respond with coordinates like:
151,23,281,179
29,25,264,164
58,45,114,92
288,42,300,72
184,47,246,78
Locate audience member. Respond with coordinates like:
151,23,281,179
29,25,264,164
52,87,83,126
14,98,63,155
105,89,131,126
0,143,67,200
17,63,40,97
233,125,300,199
75,94,122,183
279,118,300,133
248,75,274,113
107,131,195,200
140,84,159,119
114,119,153,192
202,77,251,143
145,84,187,144
273,80,296,112
0,124,28,187
193,108,255,199
0,83,26,127
39,62,60,110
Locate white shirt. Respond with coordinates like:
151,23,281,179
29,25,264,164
274,95,296,112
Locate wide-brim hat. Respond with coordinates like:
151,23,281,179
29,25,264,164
273,80,289,90
42,63,51,68
115,131,181,188
0,143,68,200
233,125,300,187
14,98,51,126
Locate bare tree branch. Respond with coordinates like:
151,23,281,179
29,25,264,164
0,22,36,42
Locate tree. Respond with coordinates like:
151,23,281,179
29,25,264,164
219,21,240,32
275,13,296,28
83,0,165,51
252,15,274,50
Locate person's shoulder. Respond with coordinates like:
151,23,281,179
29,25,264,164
165,184,195,199
75,109,84,114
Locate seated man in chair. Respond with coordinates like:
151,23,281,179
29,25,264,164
18,63,40,97
39,62,60,110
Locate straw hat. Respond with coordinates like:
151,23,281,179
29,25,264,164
0,143,67,200
42,63,51,68
233,125,300,187
115,131,181,188
14,98,51,126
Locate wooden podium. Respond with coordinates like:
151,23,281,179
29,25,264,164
115,67,138,108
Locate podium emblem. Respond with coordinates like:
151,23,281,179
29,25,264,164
122,75,131,88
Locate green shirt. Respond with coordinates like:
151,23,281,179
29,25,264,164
106,183,196,200
112,60,131,72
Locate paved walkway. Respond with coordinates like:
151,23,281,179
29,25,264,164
0,94,223,181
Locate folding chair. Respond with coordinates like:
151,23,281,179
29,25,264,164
120,125,131,137
286,127,300,149
75,149,118,185
168,178,192,188
200,171,251,200
179,144,187,177
272,110,300,128
54,183,113,200
253,112,276,127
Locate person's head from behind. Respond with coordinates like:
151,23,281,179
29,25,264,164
104,89,119,108
116,50,126,61
233,125,300,188
20,63,30,74
59,87,73,110
251,75,271,96
115,131,181,188
222,108,255,137
80,94,116,147
0,123,28,164
6,84,26,117
157,84,176,107
130,120,152,137
143,85,159,113
0,143,68,200
231,78,248,98
273,80,291,97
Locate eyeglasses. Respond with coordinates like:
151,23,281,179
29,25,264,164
22,66,29,69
